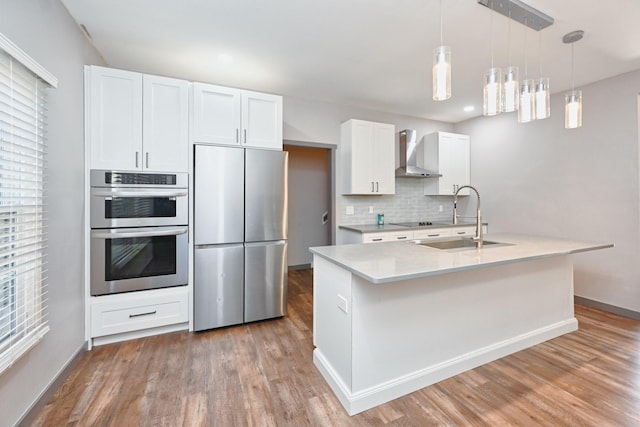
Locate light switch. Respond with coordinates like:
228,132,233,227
337,294,349,314
346,206,354,215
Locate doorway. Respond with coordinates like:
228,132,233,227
283,143,333,269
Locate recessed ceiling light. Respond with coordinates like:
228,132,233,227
463,105,475,112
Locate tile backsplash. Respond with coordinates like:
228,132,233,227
340,178,455,225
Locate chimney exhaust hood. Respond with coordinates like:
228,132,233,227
395,129,441,178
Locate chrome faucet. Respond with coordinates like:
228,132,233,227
453,185,483,248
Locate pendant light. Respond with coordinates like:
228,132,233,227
518,21,535,123
483,1,502,116
502,4,519,113
563,30,584,129
433,0,451,101
534,27,550,120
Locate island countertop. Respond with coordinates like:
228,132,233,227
309,232,613,284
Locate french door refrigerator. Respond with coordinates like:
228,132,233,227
194,145,288,331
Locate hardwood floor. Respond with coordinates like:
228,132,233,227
32,269,640,426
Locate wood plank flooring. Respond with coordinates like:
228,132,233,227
32,269,640,426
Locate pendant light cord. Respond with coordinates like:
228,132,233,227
439,0,443,45
523,18,528,78
490,1,494,68
538,26,542,77
571,43,575,91
507,5,512,65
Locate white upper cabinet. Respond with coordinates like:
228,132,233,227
88,66,142,171
242,90,283,149
423,132,470,196
192,83,241,145
192,83,283,150
87,66,189,172
341,119,395,195
142,74,189,172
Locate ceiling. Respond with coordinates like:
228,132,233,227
61,0,640,123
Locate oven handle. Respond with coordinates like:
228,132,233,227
91,189,188,198
92,227,188,239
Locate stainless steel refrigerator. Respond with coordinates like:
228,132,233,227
193,145,288,331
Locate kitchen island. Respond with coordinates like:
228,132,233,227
310,233,612,415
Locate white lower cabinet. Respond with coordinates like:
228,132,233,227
412,228,453,240
91,287,188,343
362,231,414,243
450,225,488,237
357,225,488,244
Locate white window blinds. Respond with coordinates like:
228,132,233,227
0,38,52,373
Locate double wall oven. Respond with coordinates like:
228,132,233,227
90,170,188,296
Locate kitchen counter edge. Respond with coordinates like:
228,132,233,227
309,232,613,284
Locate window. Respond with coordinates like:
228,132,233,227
0,33,56,373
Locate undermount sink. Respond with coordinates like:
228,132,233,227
415,237,508,250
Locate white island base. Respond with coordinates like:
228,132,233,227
312,251,578,415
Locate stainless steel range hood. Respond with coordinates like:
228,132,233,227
395,129,441,178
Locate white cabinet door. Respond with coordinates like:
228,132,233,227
372,123,396,194
192,83,241,146
347,120,375,194
423,132,470,196
143,75,189,172
241,90,283,150
192,85,283,150
342,119,395,195
88,66,143,170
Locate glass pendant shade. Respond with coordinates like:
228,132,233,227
432,46,451,101
483,67,502,116
565,90,582,129
534,77,550,119
502,66,519,113
518,79,535,123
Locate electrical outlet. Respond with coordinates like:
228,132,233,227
439,205,443,212
368,206,374,213
346,205,354,215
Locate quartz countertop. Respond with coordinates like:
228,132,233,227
309,232,613,284
339,222,486,233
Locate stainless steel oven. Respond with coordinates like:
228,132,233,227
90,170,188,228
90,170,188,296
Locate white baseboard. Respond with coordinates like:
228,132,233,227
313,318,577,416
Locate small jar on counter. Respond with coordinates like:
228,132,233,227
377,213,384,226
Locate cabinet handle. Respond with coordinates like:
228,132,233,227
129,310,157,318
244,129,247,144
371,182,375,192
396,236,407,240
376,182,379,192
428,234,440,237
135,152,139,168
457,231,466,235
372,238,383,242
145,152,149,169
236,129,239,143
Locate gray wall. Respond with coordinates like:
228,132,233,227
0,1,104,425
283,145,331,266
455,70,640,313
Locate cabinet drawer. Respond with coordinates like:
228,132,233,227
91,287,188,338
412,228,452,240
450,225,488,237
363,231,414,243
